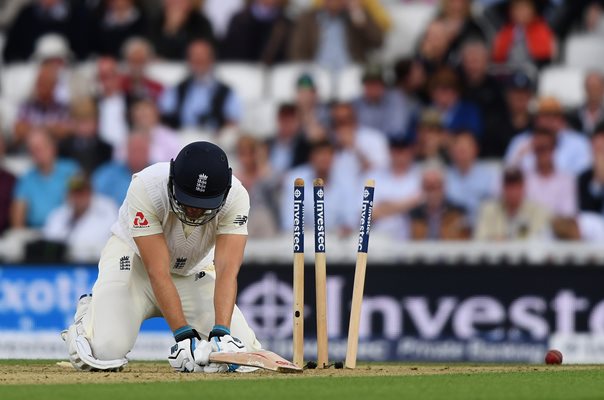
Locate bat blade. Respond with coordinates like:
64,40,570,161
209,350,303,373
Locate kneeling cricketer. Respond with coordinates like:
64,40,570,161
62,141,261,373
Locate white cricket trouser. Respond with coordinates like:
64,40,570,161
81,235,261,360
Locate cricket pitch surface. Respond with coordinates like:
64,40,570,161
1,361,603,400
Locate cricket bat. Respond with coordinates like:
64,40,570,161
209,350,303,373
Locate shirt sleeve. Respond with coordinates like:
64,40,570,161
217,185,249,235
504,135,525,167
14,175,29,201
42,206,69,241
158,87,177,114
126,176,164,237
223,91,242,123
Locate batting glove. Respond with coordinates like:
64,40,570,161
194,325,246,373
168,325,202,372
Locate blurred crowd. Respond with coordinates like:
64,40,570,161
1,0,604,262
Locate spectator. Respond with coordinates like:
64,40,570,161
501,70,535,143
446,132,499,222
149,0,214,60
92,133,150,206
393,58,427,111
416,20,453,74
280,140,358,234
420,67,482,139
551,0,604,38
13,63,70,150
220,0,291,65
431,67,482,137
121,37,164,102
475,168,550,240
42,175,117,262
96,56,130,152
492,0,555,68
459,40,509,158
266,103,311,176
0,136,17,235
580,2,604,34
552,213,604,242
159,39,241,131
129,99,181,163
506,97,592,176
409,165,470,240
32,34,90,105
568,71,604,136
330,102,390,178
331,0,392,32
89,0,146,58
3,0,90,63
433,0,488,62
58,98,113,174
371,139,421,240
525,128,577,217
352,65,411,139
414,108,449,164
289,0,383,70
578,124,604,214
295,74,330,140
0,0,30,31
10,130,79,228
234,136,279,237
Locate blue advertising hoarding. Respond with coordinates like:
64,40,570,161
1,263,604,362
0,265,169,332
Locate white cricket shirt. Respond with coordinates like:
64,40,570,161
111,162,249,276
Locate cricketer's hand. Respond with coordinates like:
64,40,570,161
168,327,202,372
194,326,246,373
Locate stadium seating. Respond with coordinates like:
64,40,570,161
146,61,188,88
380,3,437,63
214,63,266,102
179,129,215,148
564,34,604,71
0,62,37,103
335,64,363,101
0,228,41,262
538,66,586,108
0,96,18,136
2,154,33,177
240,99,277,138
0,63,37,136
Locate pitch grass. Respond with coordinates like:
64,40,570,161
1,362,604,400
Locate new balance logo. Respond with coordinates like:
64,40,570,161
196,174,208,192
233,215,248,226
119,256,131,271
173,257,187,269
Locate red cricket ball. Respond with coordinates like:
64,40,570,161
545,349,563,365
